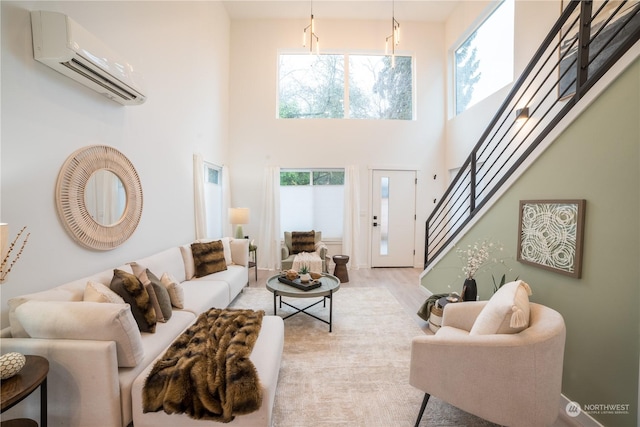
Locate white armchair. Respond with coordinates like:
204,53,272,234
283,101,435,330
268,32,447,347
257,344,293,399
281,231,327,273
410,287,566,427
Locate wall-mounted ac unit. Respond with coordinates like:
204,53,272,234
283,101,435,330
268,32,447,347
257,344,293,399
30,10,146,106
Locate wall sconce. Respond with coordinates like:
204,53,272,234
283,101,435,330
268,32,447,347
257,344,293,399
516,107,529,122
228,208,250,239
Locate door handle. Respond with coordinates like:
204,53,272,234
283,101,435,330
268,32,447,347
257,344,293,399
373,222,378,227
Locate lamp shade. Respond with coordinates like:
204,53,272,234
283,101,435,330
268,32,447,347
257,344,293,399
229,208,250,225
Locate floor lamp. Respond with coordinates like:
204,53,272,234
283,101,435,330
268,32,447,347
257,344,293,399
229,208,250,239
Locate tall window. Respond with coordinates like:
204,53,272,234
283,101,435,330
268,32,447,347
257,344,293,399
278,54,413,120
280,169,344,238
454,0,514,115
349,55,412,120
204,163,223,238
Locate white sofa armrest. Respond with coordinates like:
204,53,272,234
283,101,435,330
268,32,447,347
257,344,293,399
0,338,122,427
230,238,249,267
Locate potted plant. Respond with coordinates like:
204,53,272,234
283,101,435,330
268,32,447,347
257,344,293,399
299,265,311,283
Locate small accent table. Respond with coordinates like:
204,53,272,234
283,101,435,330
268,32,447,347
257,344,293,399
332,255,350,283
266,273,340,332
1,355,49,427
248,246,257,282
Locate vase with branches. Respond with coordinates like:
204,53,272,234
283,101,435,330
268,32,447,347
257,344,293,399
1,226,30,283
456,238,504,301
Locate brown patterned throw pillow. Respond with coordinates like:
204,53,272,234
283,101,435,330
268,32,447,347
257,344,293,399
110,269,157,333
291,230,316,254
191,240,227,278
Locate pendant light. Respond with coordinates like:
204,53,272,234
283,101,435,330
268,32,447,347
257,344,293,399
385,0,400,67
303,0,320,54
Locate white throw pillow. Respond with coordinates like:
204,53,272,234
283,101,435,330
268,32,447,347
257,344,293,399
221,237,233,265
15,300,144,367
469,280,532,335
161,272,184,309
128,261,146,280
84,281,125,304
179,244,196,280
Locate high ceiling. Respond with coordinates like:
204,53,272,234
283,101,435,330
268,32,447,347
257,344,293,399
222,1,461,22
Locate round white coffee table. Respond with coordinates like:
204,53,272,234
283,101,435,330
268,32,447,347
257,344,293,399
266,273,340,332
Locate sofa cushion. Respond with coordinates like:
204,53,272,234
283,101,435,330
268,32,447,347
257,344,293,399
291,231,316,254
161,272,185,309
14,300,144,367
469,280,532,335
110,269,157,333
84,281,126,304
189,265,247,303
130,264,173,322
8,287,83,338
118,310,196,426
180,280,230,313
130,247,187,284
191,240,227,278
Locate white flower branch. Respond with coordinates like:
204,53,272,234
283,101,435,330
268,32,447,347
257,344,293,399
1,226,30,283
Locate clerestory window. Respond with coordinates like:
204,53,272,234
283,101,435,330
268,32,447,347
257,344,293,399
454,0,514,116
278,53,413,120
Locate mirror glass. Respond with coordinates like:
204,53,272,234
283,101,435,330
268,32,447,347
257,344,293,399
84,169,127,226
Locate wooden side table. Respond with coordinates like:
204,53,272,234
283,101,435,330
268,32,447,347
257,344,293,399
1,355,48,427
332,255,350,283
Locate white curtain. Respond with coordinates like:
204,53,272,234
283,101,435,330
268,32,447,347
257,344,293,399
257,166,281,270
222,165,232,237
342,165,361,270
193,153,207,240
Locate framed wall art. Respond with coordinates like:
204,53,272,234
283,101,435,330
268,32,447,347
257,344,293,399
517,199,586,278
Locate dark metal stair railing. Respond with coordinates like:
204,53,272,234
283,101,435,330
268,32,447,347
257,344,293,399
425,0,640,268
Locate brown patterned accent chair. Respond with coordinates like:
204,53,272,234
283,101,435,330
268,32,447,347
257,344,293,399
281,231,327,273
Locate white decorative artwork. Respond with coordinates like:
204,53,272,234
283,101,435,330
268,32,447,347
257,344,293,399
517,200,586,278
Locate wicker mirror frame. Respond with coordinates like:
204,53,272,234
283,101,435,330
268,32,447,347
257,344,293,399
56,145,143,250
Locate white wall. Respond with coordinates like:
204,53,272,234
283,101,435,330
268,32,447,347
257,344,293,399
227,18,448,268
0,1,230,326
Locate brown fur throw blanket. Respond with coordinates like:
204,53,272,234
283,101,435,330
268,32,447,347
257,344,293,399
142,308,265,422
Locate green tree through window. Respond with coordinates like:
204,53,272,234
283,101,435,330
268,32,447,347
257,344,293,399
279,54,413,120
455,32,481,115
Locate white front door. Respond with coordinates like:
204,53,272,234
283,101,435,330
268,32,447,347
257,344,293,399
371,170,416,267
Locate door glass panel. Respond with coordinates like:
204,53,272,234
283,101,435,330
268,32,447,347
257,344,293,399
380,176,389,255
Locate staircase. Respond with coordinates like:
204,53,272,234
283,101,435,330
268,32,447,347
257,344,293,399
425,0,640,268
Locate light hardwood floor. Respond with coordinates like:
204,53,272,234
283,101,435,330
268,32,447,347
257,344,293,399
249,266,432,333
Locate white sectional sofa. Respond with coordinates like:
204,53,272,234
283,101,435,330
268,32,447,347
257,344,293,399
0,238,284,427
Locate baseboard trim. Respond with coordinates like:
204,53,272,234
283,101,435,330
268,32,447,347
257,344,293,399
557,394,605,427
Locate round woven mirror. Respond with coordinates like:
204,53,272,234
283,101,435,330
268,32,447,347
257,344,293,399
56,145,143,250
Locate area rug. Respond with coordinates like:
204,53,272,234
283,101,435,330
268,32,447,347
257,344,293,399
230,287,500,427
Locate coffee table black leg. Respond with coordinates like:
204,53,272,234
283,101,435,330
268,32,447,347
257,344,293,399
41,377,47,427
329,290,333,332
273,292,277,316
